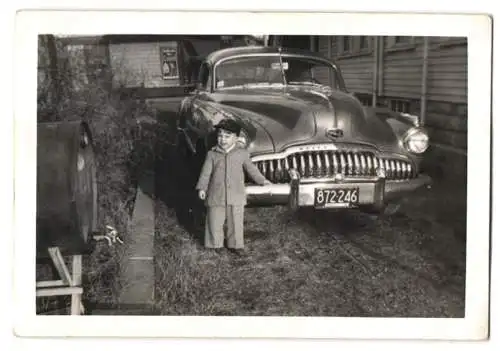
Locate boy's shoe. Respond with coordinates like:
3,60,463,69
207,247,225,255
227,248,247,257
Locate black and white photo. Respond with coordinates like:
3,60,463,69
12,10,492,341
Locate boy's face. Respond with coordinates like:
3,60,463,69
217,129,238,150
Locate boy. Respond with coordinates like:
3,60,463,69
196,119,272,254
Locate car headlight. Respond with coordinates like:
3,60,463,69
403,127,429,154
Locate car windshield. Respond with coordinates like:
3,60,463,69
213,55,339,90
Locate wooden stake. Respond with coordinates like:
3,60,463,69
71,255,83,315
37,247,84,315
36,280,65,288
48,247,73,285
36,286,83,297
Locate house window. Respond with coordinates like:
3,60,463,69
385,36,416,52
342,36,351,53
360,36,369,50
390,99,410,113
337,36,373,57
358,95,372,106
394,36,406,44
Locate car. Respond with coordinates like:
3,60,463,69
176,45,432,216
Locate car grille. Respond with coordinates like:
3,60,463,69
252,150,416,183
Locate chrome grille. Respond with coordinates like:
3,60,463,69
251,150,417,183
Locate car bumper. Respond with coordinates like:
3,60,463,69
245,174,432,209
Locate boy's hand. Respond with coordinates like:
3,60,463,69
198,190,206,200
263,180,272,185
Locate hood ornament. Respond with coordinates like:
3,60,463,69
326,128,344,139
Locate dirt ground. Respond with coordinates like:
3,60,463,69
153,146,467,317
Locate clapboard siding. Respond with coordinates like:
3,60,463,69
325,36,467,104
427,38,467,103
318,36,329,56
427,128,467,150
315,36,332,85
109,41,180,88
426,112,468,133
382,41,423,98
317,36,373,94
322,35,468,152
330,37,338,59
336,56,373,94
317,36,339,63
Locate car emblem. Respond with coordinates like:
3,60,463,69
326,128,344,139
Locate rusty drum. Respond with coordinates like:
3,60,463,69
36,120,98,256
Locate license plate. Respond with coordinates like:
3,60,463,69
314,187,359,208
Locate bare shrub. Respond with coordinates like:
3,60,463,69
37,35,157,311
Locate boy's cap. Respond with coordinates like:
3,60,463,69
214,119,241,135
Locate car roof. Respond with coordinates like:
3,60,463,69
205,45,334,65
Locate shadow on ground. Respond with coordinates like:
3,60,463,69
154,142,207,246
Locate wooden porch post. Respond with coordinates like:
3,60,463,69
372,37,379,107
310,36,316,52
420,37,430,126
377,37,385,101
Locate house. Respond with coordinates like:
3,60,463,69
268,35,468,181
56,35,264,97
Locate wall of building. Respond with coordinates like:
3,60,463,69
108,41,180,88
321,35,467,151
318,35,468,182
107,36,246,89
318,36,374,96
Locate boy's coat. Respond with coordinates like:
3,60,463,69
196,145,268,207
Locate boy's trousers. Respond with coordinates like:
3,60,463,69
205,205,244,249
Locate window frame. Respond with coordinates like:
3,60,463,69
389,98,411,114
385,36,417,53
336,36,374,59
437,36,468,48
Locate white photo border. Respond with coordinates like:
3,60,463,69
13,10,492,340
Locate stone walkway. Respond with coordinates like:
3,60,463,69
116,171,156,314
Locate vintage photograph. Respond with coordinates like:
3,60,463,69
35,33,469,316
14,9,491,341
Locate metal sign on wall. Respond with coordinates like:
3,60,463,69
160,46,179,80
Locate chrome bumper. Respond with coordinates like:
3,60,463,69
245,172,432,210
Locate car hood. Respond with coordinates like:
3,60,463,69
207,86,400,155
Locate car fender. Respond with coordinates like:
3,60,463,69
366,106,421,140
180,99,221,154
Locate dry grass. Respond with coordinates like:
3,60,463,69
154,178,466,317
36,37,156,313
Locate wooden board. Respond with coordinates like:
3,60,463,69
36,247,84,315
